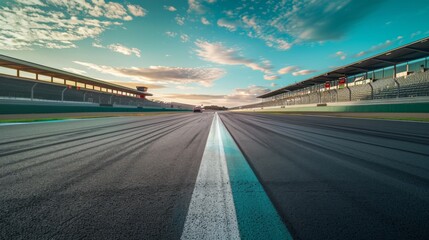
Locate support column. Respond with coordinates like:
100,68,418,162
51,76,53,83
345,77,351,101
31,83,38,101
368,82,374,100
393,64,400,98
334,88,338,102
61,88,67,102
394,79,400,98
83,92,87,102
36,73,39,80
17,69,20,77
393,64,397,78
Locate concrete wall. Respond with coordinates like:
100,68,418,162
233,97,429,113
0,99,190,114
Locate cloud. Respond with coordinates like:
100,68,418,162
335,51,347,60
107,43,141,57
292,69,316,76
93,1,130,20
262,35,292,50
73,61,226,87
43,41,77,49
92,41,104,48
165,31,177,38
354,36,403,57
242,15,290,50
278,65,317,76
16,0,44,6
160,85,270,107
62,67,86,75
187,0,217,14
195,40,271,73
176,86,197,90
175,15,185,25
278,66,299,75
263,75,279,80
188,0,205,13
91,41,141,57
217,18,239,31
185,1,382,51
271,0,384,41
164,5,177,12
105,81,166,90
228,85,270,101
270,83,278,87
0,0,146,50
411,31,422,38
163,94,225,100
201,17,210,25
180,34,190,43
127,5,147,17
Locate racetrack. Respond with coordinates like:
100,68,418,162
0,113,212,239
220,112,429,240
1,112,429,239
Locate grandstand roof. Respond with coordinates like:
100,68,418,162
258,37,429,98
0,54,152,96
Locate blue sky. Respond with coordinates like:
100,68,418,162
0,0,428,107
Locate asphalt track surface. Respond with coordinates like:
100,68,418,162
0,113,212,239
220,112,429,240
1,112,429,239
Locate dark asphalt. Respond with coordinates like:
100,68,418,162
0,113,213,239
220,112,429,240
2,112,429,240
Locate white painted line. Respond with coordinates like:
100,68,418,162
181,112,240,240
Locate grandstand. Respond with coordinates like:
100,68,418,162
0,54,194,111
232,37,429,110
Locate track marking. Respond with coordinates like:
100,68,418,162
218,114,293,240
181,112,240,239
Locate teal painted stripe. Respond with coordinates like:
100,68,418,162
0,119,85,126
217,114,293,240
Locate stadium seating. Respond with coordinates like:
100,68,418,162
0,75,181,109
0,76,33,99
337,88,350,102
231,69,429,110
64,88,85,102
350,84,372,101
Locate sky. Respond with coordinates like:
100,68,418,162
0,0,428,107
